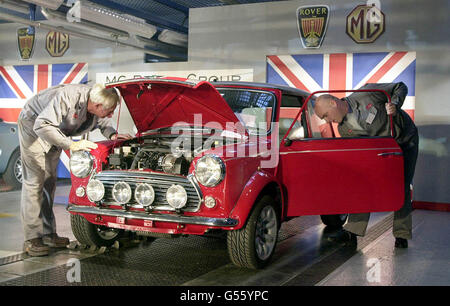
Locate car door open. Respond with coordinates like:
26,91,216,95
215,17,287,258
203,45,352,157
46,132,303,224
278,90,405,217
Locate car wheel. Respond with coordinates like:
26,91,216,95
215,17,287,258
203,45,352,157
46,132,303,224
227,195,279,269
320,214,348,228
71,214,121,247
3,150,22,189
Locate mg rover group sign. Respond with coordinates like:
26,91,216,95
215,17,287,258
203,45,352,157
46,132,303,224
296,5,330,48
46,31,70,57
346,4,385,43
17,27,35,60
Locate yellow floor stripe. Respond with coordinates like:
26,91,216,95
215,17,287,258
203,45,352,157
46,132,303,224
0,213,15,218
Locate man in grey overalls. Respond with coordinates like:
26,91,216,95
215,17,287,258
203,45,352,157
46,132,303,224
314,82,418,248
18,83,131,256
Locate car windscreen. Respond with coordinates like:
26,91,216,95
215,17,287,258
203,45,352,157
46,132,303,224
216,88,275,135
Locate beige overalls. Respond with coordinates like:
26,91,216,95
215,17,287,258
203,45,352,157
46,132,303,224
18,84,116,241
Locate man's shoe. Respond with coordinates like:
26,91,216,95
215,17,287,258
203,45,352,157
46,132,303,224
395,238,408,248
327,229,358,246
23,238,50,257
42,233,70,248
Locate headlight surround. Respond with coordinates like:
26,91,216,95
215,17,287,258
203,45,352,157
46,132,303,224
69,151,94,178
112,182,132,204
86,179,104,202
166,184,187,209
134,183,155,207
194,155,225,187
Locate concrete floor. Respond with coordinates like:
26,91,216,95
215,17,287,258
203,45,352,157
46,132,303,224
0,180,75,253
318,210,450,286
0,179,449,286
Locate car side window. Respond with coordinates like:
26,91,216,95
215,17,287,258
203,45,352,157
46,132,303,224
279,95,307,141
218,88,275,135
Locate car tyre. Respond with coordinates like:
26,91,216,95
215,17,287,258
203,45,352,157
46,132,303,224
3,150,22,190
71,214,121,247
227,195,279,269
320,214,348,228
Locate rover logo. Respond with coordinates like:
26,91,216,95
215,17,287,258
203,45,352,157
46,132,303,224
296,5,330,48
17,27,35,60
46,31,70,57
346,4,385,44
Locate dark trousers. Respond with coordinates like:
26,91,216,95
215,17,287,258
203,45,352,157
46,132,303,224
344,133,419,239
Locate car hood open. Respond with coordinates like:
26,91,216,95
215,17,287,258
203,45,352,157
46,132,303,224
106,78,245,135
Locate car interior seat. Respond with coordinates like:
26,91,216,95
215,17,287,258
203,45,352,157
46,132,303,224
278,118,303,143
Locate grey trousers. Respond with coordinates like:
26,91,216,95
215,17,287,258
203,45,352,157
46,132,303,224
18,114,62,241
344,134,419,239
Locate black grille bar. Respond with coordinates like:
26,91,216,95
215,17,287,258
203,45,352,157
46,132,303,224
94,171,202,212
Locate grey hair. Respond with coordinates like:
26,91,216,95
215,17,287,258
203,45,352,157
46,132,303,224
89,84,119,109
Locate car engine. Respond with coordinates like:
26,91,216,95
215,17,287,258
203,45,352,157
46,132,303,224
105,133,226,176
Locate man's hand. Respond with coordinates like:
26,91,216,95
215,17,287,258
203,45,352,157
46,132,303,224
110,133,133,141
69,140,98,152
385,102,397,116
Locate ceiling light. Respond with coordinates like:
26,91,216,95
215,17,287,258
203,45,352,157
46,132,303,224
41,7,129,40
80,1,157,38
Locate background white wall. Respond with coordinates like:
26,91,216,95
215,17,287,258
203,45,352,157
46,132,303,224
0,0,449,204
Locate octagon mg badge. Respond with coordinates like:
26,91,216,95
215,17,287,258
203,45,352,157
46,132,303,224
17,27,35,60
296,5,330,49
346,4,385,43
46,31,70,57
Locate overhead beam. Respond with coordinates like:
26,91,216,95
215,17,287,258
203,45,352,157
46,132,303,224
0,11,173,59
217,0,241,5
152,0,189,15
87,0,188,34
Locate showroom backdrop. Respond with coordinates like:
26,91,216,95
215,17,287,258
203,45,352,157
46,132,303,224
0,0,448,207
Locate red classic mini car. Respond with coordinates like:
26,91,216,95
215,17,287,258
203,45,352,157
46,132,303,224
67,78,404,269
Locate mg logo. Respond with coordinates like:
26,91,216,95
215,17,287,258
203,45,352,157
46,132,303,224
346,4,385,44
46,31,70,57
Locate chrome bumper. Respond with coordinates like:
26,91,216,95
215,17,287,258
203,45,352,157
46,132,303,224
67,205,238,227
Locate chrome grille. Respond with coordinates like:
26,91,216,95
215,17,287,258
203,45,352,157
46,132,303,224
94,170,202,212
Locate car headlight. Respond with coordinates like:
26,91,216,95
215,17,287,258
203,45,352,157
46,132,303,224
194,155,225,187
135,183,155,207
161,154,177,173
70,151,94,178
166,184,187,209
112,182,132,204
86,179,104,202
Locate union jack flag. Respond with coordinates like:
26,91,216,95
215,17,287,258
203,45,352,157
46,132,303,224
0,63,88,178
0,63,88,122
267,51,416,120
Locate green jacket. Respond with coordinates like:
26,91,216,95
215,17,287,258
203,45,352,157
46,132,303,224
338,82,417,148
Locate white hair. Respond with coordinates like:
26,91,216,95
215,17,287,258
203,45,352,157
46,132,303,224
89,84,119,109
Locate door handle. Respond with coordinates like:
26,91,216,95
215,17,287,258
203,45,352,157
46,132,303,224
377,152,403,157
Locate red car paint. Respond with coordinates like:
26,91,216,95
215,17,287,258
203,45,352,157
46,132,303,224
68,78,404,237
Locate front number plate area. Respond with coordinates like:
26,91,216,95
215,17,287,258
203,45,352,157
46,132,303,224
106,218,177,234
108,216,153,230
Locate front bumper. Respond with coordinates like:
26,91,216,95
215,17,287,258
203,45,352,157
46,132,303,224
67,205,238,228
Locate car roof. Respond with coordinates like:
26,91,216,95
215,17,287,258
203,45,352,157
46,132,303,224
211,81,311,98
